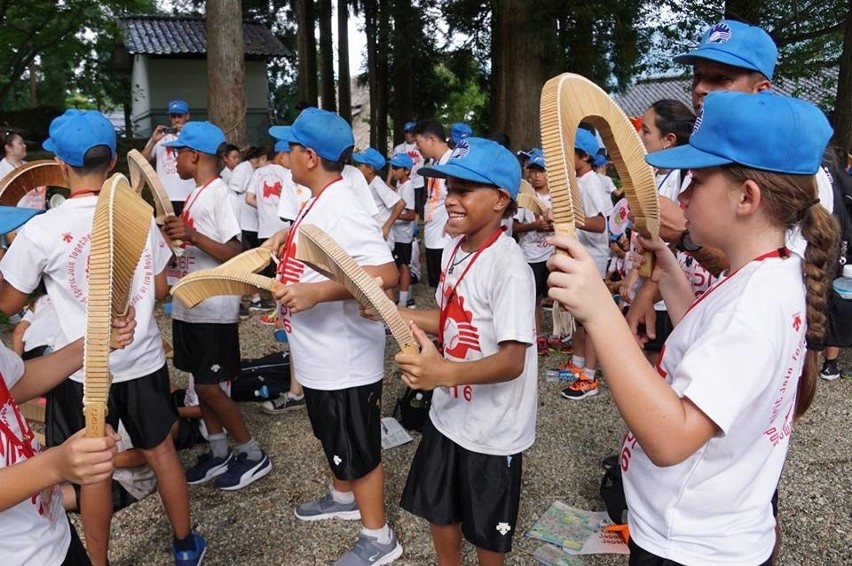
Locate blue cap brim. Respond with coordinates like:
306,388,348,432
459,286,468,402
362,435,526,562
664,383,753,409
161,139,186,148
269,126,293,141
0,206,44,233
673,49,762,75
645,144,734,170
42,139,57,153
420,163,496,186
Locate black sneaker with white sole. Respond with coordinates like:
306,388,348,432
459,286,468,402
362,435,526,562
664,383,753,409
214,450,272,490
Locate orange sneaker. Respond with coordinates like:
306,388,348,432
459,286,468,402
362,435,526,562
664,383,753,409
560,361,584,376
560,376,598,400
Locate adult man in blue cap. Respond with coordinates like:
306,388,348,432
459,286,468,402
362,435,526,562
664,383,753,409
142,98,195,214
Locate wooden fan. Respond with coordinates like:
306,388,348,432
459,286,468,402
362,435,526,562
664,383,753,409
517,193,547,215
295,224,417,354
541,73,659,277
84,173,153,437
220,247,274,273
519,179,535,198
126,149,183,251
171,269,281,309
0,160,68,206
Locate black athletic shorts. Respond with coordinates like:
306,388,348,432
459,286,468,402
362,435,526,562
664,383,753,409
45,364,176,450
171,200,184,217
425,247,443,288
393,241,413,267
62,520,92,566
242,230,260,251
173,320,240,384
826,288,852,347
400,420,523,554
71,480,138,513
640,309,674,352
627,538,772,566
529,261,549,298
303,380,383,481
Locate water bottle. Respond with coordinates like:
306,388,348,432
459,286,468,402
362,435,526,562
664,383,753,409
254,385,270,400
833,264,852,299
410,392,424,408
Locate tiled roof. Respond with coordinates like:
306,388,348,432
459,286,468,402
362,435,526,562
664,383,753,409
611,68,838,117
119,15,288,57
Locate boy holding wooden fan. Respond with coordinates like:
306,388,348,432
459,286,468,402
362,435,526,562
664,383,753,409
162,121,273,494
0,110,204,565
393,137,538,565
265,108,402,565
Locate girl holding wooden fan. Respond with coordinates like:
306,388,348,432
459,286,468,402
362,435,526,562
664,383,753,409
547,92,837,565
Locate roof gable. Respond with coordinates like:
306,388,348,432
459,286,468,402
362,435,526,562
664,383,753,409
120,15,288,57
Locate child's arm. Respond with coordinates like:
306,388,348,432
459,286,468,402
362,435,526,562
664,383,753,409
246,191,258,208
163,216,242,263
547,235,717,467
395,323,526,389
274,262,399,313
638,236,696,323
396,307,440,335
0,429,118,513
11,319,30,356
578,213,606,233
513,216,551,234
0,280,30,317
382,200,406,239
397,208,416,222
261,227,291,257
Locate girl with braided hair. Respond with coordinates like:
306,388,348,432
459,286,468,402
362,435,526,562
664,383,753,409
546,91,838,565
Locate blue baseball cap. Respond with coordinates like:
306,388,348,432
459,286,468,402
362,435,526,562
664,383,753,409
403,121,417,132
0,206,44,233
528,153,546,170
168,99,189,115
161,121,226,155
390,153,414,169
420,137,521,198
645,91,831,175
43,110,116,167
275,108,354,162
575,129,600,157
352,147,387,170
274,140,290,153
674,20,777,80
450,122,473,145
593,153,610,168
268,125,292,141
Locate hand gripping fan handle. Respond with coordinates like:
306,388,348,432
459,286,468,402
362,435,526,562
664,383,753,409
638,251,655,279
84,403,107,437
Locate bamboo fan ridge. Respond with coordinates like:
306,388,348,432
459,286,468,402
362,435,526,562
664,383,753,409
127,149,183,251
541,73,659,276
295,224,418,354
517,193,547,215
171,270,281,308
84,173,153,437
0,160,68,206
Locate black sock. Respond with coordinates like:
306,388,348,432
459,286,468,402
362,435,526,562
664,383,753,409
173,534,195,551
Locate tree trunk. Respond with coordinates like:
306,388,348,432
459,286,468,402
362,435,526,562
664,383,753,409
833,5,852,154
364,0,379,147
337,0,352,123
724,1,762,24
318,0,336,111
294,0,318,106
490,0,554,151
206,0,246,144
390,0,413,145
375,0,390,151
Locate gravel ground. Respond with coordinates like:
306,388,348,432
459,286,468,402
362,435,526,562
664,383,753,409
63,284,851,566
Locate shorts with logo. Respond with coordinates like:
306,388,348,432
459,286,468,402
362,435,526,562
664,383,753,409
400,419,522,553
173,320,240,384
303,380,383,481
46,364,177,450
393,241,413,266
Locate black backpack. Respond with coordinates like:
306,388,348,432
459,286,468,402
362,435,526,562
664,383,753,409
231,352,291,402
393,386,433,431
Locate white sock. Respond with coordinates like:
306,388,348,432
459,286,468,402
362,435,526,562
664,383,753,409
398,291,409,306
362,524,392,545
582,367,596,381
330,486,355,504
572,355,585,368
287,391,304,401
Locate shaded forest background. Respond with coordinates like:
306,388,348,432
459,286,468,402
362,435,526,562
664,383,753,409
1,0,849,152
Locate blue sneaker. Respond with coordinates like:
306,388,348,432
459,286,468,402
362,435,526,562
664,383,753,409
173,532,206,566
214,450,272,491
185,451,232,485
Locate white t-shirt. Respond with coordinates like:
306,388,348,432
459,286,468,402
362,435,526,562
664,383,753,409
369,176,402,248
0,197,170,383
172,178,242,323
391,141,425,188
277,173,311,222
342,165,379,218
424,149,453,250
251,164,290,239
430,234,538,455
227,161,259,232
0,344,69,566
220,166,234,187
624,252,806,565
598,173,617,195
152,135,196,202
0,157,16,178
391,179,416,244
276,179,393,390
21,295,58,352
576,170,612,276
514,192,554,264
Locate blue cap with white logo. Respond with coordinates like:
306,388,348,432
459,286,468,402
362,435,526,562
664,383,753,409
574,129,600,158
273,108,354,162
450,122,473,145
352,147,387,170
42,110,116,167
673,20,777,80
645,91,831,175
390,153,414,169
161,121,226,155
403,121,417,132
168,99,189,115
420,137,521,198
528,153,546,170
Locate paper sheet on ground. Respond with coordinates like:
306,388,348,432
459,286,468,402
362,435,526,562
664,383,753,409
526,501,629,555
380,417,413,449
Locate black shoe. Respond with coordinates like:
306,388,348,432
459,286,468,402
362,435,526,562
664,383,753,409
821,359,840,381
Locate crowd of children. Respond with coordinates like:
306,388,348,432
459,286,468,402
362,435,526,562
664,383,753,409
0,18,849,566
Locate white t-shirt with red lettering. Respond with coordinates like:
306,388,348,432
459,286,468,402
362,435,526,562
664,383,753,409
171,178,242,323
152,135,196,202
276,178,393,390
251,164,290,239
0,197,171,383
429,234,538,456
424,150,453,250
623,252,805,565
227,161,259,232
0,344,69,566
391,141,425,189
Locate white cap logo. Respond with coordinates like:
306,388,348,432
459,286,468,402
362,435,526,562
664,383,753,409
450,139,470,159
692,108,704,134
707,22,732,44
